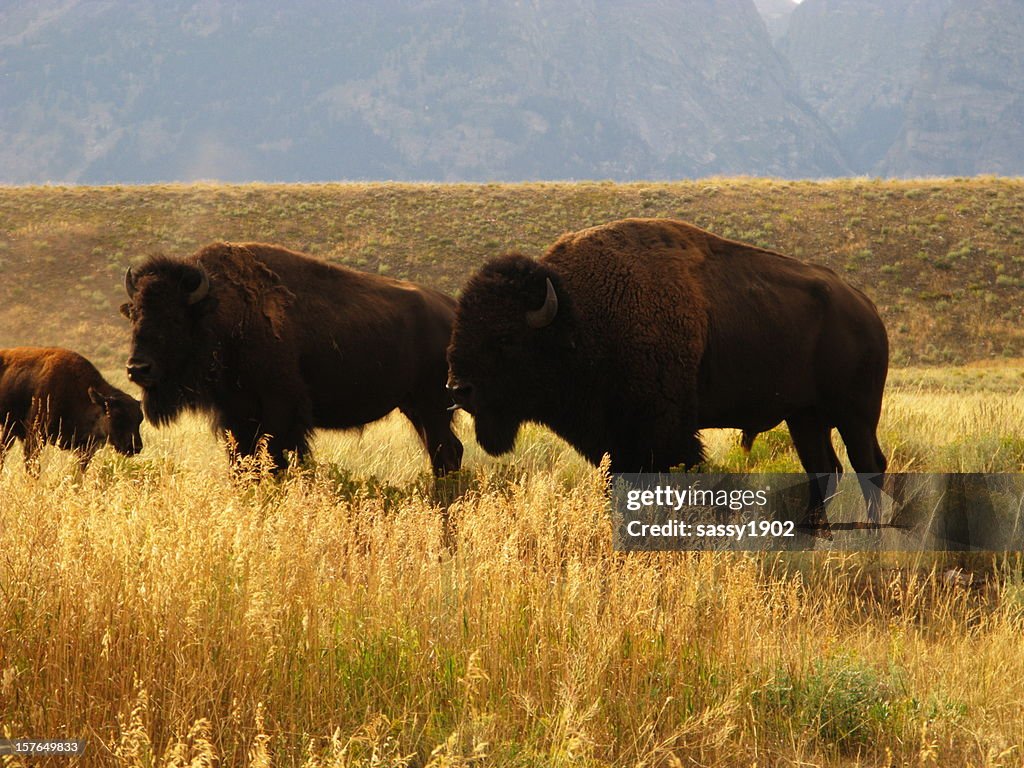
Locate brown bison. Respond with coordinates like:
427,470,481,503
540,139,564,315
447,218,889,525
0,347,143,474
121,241,463,475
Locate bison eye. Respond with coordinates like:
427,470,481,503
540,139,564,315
497,338,520,358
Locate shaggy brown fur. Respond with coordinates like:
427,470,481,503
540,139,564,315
0,347,142,474
122,242,462,475
448,218,889,522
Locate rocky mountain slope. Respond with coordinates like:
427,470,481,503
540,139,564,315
881,0,1024,176
780,0,1024,176
4,0,1020,182
779,0,954,172
0,0,844,183
754,0,799,41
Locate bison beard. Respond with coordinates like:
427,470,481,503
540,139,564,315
469,405,522,457
448,218,889,530
139,378,202,427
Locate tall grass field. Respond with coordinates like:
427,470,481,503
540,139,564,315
2,181,1024,766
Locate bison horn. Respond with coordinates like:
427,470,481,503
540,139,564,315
124,267,138,299
525,277,558,329
186,268,210,305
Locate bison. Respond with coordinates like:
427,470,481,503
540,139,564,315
0,347,143,474
447,218,889,526
121,241,463,475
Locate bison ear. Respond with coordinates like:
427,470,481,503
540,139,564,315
88,387,106,408
119,302,132,319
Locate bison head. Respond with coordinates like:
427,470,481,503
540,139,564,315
88,388,144,456
447,254,573,456
121,257,212,425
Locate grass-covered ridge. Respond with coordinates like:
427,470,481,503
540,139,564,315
1,178,1023,373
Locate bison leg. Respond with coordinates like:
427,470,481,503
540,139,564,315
220,417,276,473
266,430,310,471
22,429,42,478
260,394,313,471
787,409,842,537
608,429,704,474
836,422,887,526
223,420,308,474
74,446,97,474
219,394,311,474
0,422,14,472
402,406,464,477
740,430,758,454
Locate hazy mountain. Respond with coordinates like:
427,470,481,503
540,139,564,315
779,0,954,173
753,0,798,41
780,0,1024,176
882,0,1024,176
0,0,846,183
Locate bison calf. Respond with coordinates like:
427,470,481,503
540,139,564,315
447,218,889,527
121,241,463,475
0,347,143,474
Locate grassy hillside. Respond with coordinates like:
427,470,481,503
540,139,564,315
1,178,1023,376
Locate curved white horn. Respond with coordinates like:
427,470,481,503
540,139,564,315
186,268,210,305
124,267,138,298
525,277,558,329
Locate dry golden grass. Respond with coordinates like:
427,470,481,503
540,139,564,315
3,370,1024,767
